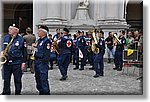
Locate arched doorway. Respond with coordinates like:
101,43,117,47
3,3,33,34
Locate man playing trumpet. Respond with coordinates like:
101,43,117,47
113,31,126,71
32,25,51,95
93,31,105,78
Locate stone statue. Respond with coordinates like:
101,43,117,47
79,0,89,8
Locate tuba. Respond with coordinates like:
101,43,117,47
91,30,100,54
0,35,15,64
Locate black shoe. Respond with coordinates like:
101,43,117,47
93,74,100,78
108,61,111,63
60,76,68,81
100,74,104,76
113,67,118,70
73,68,79,70
89,67,94,70
79,68,84,71
117,68,122,71
49,67,53,70
108,59,111,63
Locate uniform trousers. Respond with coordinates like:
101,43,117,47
57,53,71,77
35,60,50,95
2,64,22,95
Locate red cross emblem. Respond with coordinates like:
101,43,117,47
86,41,91,46
66,40,72,47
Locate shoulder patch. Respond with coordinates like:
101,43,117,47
47,43,51,49
66,40,72,47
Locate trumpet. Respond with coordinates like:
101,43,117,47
30,48,36,60
30,43,37,60
113,33,121,44
0,35,15,64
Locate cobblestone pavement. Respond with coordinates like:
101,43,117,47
0,62,142,95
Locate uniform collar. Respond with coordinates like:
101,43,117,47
39,36,47,41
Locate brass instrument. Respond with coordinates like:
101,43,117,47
0,35,15,64
113,33,121,44
52,41,59,55
30,48,36,60
30,42,37,60
91,30,100,54
87,46,92,52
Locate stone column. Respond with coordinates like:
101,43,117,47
118,0,126,20
61,1,71,21
98,0,105,20
105,0,119,19
47,0,61,19
33,0,47,36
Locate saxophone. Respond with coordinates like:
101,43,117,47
0,35,15,64
91,30,100,54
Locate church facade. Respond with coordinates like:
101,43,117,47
33,0,129,35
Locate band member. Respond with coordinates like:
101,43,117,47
53,29,61,65
93,31,105,78
23,27,36,73
57,28,73,81
33,25,51,95
48,34,56,70
53,28,61,41
105,32,114,63
113,32,126,71
72,34,77,65
1,24,27,95
84,32,93,66
87,33,94,70
73,30,86,70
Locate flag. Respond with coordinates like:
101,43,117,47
79,49,83,58
127,49,134,56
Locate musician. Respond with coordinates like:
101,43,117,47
87,33,94,70
93,31,105,78
72,34,77,65
52,29,61,66
23,27,36,73
53,28,61,41
84,32,93,66
1,24,27,95
73,30,86,70
57,28,73,81
113,32,126,71
48,34,56,70
33,25,51,95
